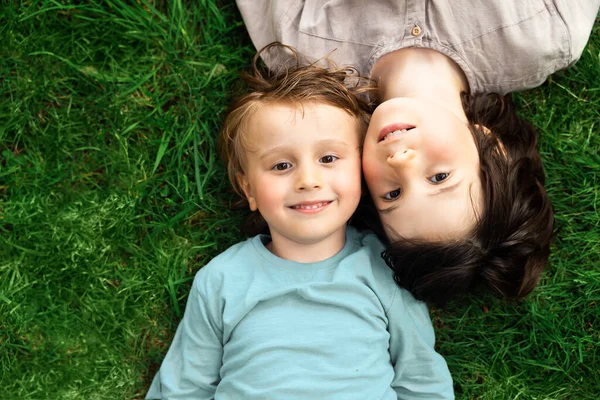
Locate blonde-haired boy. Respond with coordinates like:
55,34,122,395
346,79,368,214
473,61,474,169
147,44,453,400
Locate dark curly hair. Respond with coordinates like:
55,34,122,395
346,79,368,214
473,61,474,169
373,93,554,307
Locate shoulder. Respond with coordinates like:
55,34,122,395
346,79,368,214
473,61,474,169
344,226,384,253
350,228,391,281
384,283,436,343
347,228,433,320
193,236,262,293
343,228,402,307
343,227,387,272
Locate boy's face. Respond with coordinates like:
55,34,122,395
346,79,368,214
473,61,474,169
362,97,483,241
240,102,362,250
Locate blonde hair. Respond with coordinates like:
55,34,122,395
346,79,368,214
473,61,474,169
220,43,377,202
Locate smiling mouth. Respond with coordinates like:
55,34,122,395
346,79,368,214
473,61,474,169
378,123,416,142
289,201,333,213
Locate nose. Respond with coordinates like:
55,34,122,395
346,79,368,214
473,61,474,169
387,149,415,168
295,164,322,191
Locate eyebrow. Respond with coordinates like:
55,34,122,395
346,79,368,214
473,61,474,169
259,146,288,160
429,180,462,197
377,180,464,213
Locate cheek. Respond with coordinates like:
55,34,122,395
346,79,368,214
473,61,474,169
425,125,477,163
425,144,454,163
421,131,455,160
251,176,286,212
330,158,362,202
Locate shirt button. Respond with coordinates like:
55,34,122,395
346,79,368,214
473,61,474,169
411,25,422,36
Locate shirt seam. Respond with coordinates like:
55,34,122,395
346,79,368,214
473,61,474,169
297,28,380,48
251,234,355,271
499,67,564,83
454,7,549,46
547,0,573,61
385,282,400,314
195,276,224,337
275,0,302,36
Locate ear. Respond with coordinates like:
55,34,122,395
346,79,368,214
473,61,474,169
236,173,258,211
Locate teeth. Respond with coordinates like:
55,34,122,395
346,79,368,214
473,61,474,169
383,129,408,141
292,202,328,210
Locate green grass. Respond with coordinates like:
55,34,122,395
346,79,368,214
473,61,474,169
0,2,598,399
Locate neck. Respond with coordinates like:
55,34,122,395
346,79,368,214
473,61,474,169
372,48,469,121
267,229,347,263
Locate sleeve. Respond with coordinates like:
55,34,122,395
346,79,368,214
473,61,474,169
554,0,600,65
146,271,224,400
235,0,279,51
386,288,454,400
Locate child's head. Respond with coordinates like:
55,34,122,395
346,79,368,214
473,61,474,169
363,92,554,306
220,44,376,244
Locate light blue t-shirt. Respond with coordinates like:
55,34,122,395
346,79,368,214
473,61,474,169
147,227,453,399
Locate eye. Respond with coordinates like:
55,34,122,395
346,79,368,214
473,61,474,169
428,173,449,183
319,155,338,164
272,162,292,171
384,188,401,200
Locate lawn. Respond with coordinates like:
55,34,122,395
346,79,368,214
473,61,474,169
1,2,598,399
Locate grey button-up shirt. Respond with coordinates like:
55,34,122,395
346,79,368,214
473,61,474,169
236,0,599,94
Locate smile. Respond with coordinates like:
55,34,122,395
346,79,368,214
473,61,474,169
289,201,333,213
378,123,416,142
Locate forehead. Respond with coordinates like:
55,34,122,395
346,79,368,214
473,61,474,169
243,101,361,147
